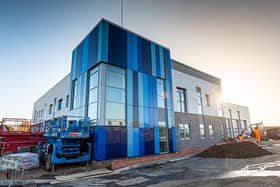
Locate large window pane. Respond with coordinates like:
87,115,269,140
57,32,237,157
88,88,98,103
106,102,125,121
106,71,125,88
157,79,165,108
200,124,205,137
105,65,126,126
208,124,214,137
88,102,97,122
89,71,98,89
184,124,190,139
106,87,125,103
176,88,186,112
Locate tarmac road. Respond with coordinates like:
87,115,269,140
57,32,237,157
51,141,280,187
36,140,280,187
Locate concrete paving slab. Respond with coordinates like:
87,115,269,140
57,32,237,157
116,176,150,186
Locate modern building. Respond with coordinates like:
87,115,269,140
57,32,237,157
32,19,251,160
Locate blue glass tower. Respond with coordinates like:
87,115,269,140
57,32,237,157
70,19,176,160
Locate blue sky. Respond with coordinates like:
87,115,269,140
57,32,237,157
1,0,280,125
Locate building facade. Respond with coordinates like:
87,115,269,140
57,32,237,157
32,19,250,160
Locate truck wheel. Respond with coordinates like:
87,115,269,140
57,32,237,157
45,154,53,171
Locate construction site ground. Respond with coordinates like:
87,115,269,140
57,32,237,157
3,140,280,186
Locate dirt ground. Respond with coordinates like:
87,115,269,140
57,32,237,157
196,142,272,158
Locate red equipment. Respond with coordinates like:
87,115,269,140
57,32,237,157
0,118,45,155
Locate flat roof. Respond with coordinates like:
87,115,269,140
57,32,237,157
171,59,221,85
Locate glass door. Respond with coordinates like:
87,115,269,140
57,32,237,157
159,122,169,153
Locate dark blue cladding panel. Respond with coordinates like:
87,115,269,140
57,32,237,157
88,25,99,69
105,127,127,159
168,127,176,153
144,128,155,155
108,24,127,68
141,39,152,75
108,24,122,67
92,126,106,160
139,128,145,156
164,49,172,81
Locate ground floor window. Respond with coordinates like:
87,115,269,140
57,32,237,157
200,124,205,138
208,124,214,137
179,124,190,140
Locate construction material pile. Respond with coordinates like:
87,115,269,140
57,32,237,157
196,142,272,158
0,152,39,170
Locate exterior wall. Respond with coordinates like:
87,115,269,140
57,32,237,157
32,74,70,124
175,112,226,150
172,65,223,117
223,102,250,125
222,102,251,137
69,19,176,161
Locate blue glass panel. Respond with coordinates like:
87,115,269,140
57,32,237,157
126,105,133,128
82,37,89,74
144,107,149,128
165,80,173,110
137,38,142,72
155,45,161,77
167,110,174,128
98,21,109,62
143,74,149,107
126,70,133,105
133,128,139,156
164,48,171,81
88,26,98,69
71,50,77,80
127,33,138,71
138,73,144,128
159,47,165,79
154,127,160,154
151,43,157,77
153,108,158,128
132,105,139,128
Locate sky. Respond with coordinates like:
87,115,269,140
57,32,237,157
0,0,279,125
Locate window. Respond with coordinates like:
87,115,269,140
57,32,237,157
176,88,186,112
57,98,63,111
157,79,165,108
200,123,205,137
88,68,99,125
179,124,190,140
221,124,225,138
208,124,214,137
71,79,78,110
66,95,69,108
205,94,210,107
105,65,125,126
49,104,53,115
196,87,203,114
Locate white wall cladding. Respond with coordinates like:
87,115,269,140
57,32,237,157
32,74,70,123
172,69,223,117
222,102,251,125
